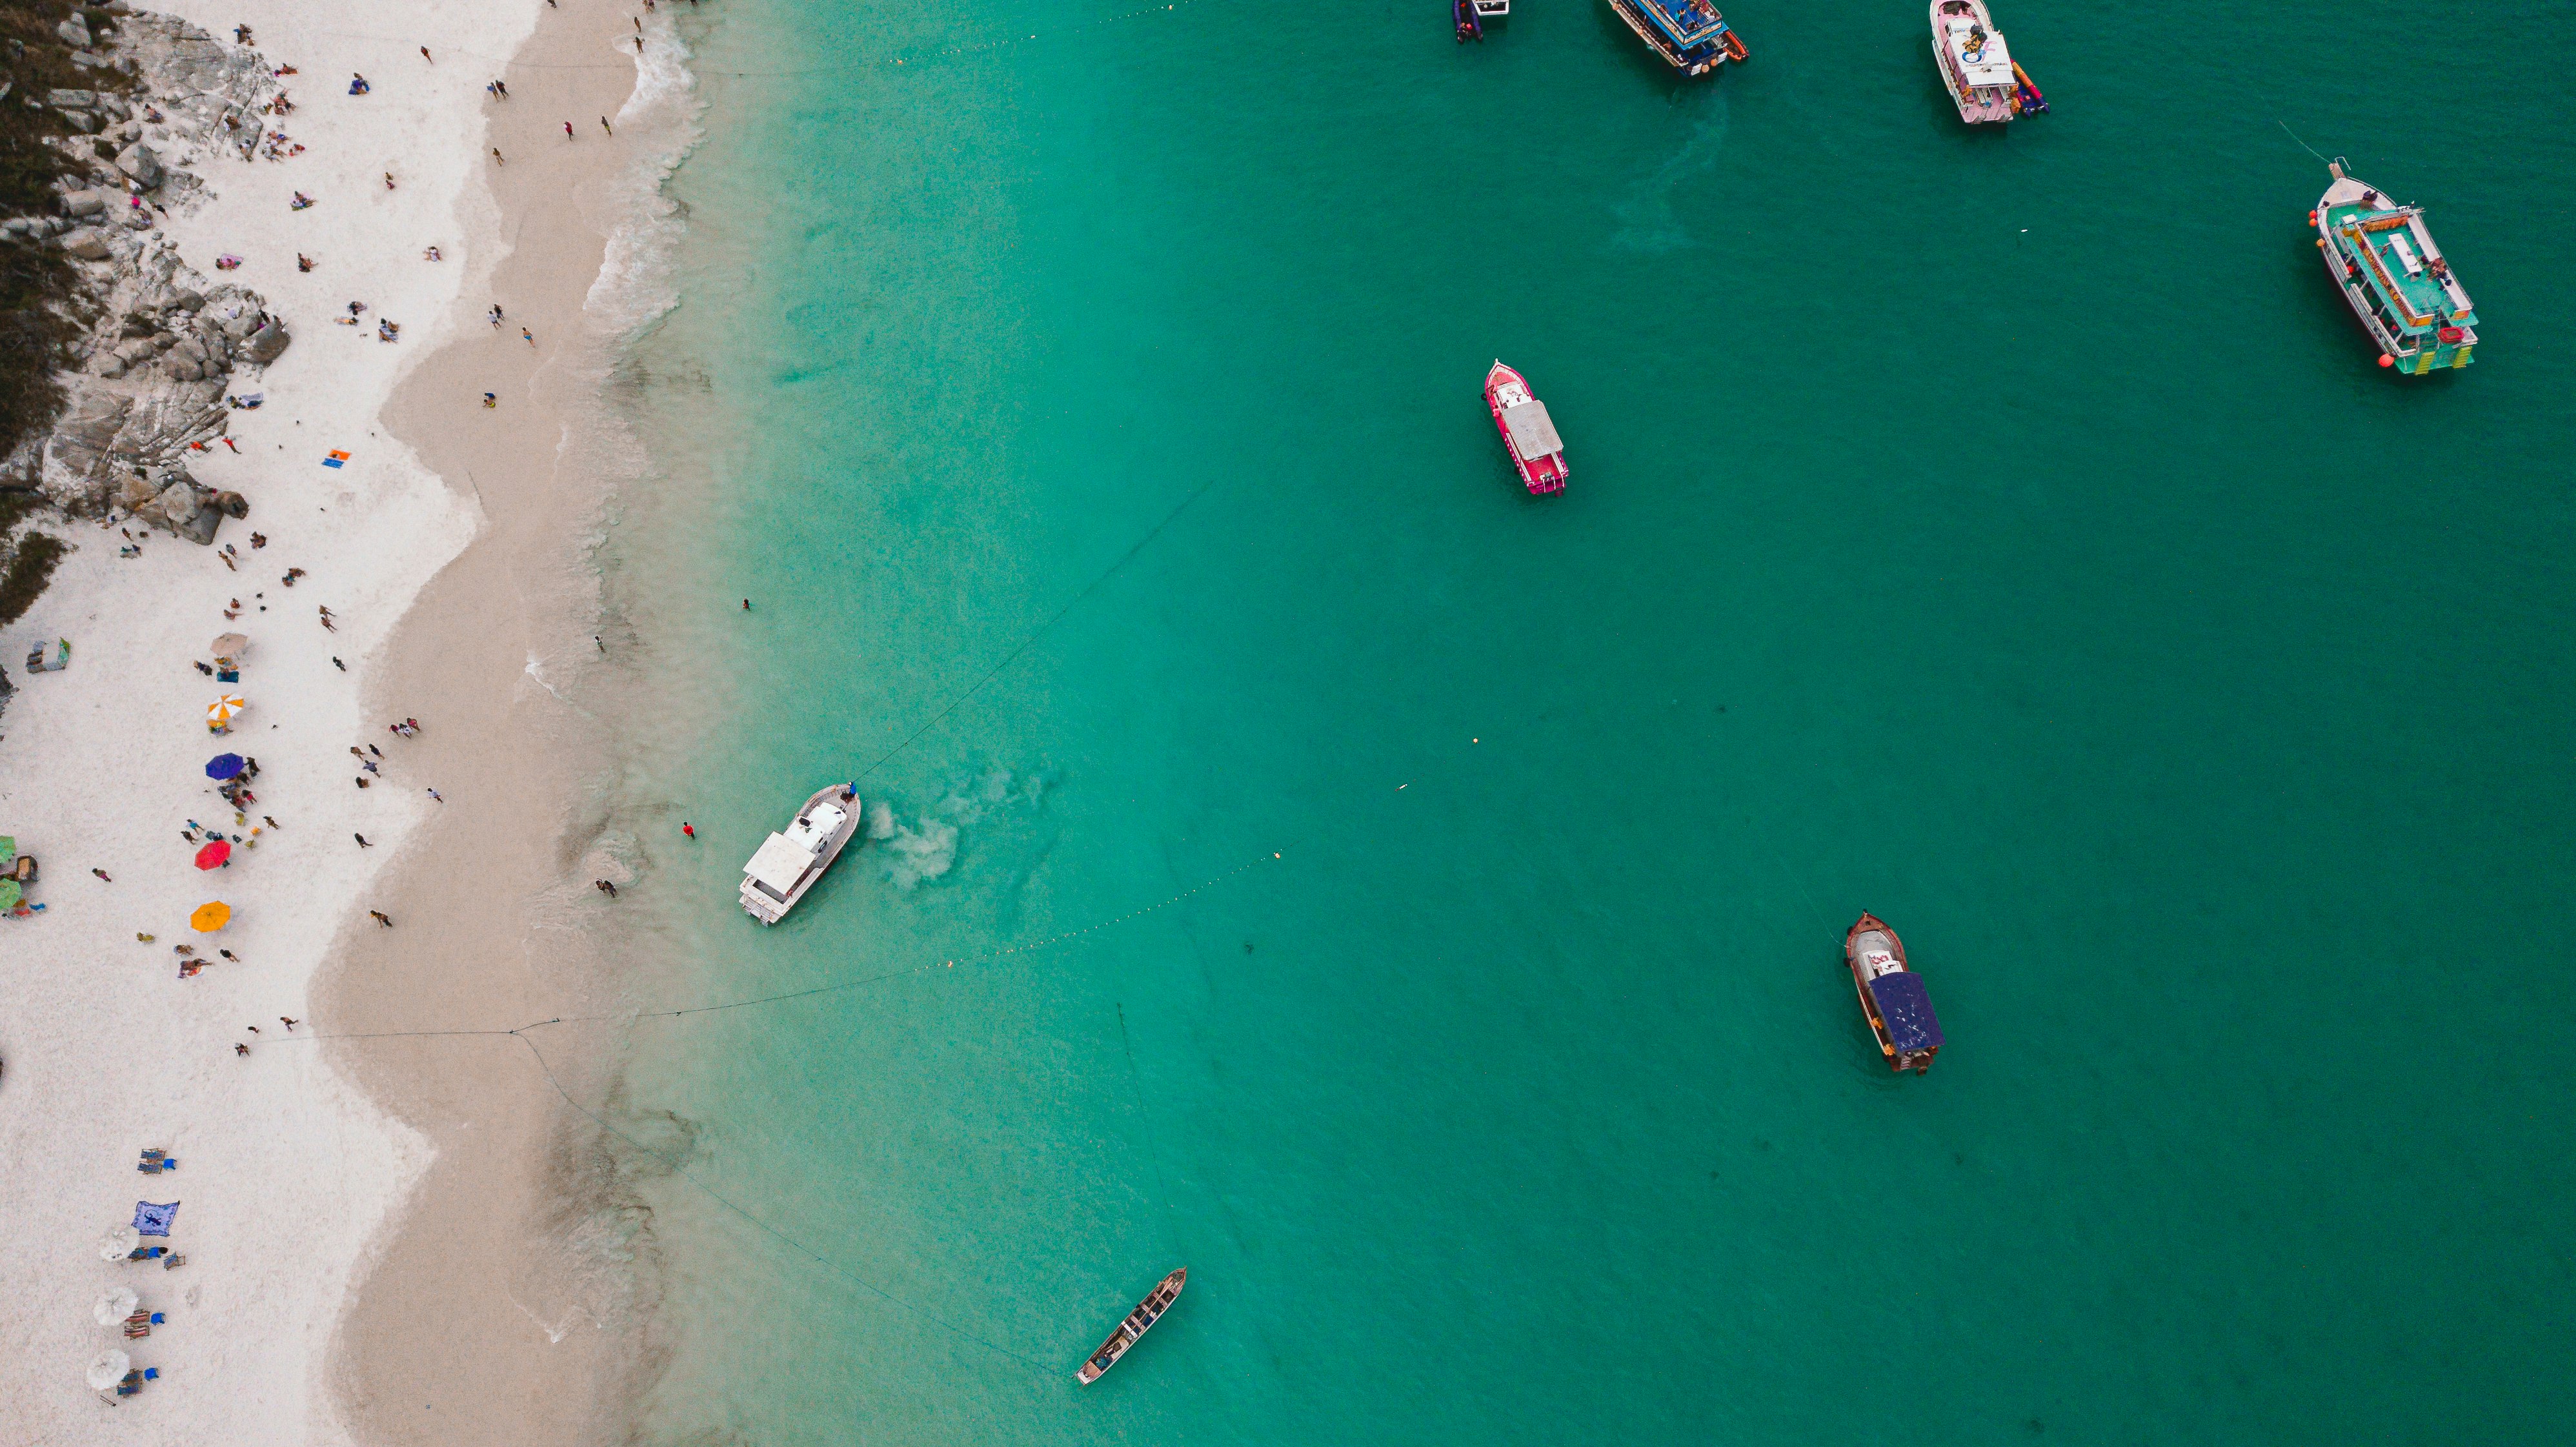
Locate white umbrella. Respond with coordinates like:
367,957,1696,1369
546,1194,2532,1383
96,1224,139,1262
92,1286,138,1326
85,1348,130,1391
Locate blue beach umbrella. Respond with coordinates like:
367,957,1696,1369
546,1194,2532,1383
205,754,245,781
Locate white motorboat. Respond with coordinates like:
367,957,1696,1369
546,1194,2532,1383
740,784,861,924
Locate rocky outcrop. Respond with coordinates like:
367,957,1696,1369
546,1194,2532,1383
19,11,299,531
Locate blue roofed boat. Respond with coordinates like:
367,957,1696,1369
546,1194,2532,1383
1604,0,1747,77
1845,913,1944,1074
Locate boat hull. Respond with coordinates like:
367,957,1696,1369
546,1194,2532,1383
2315,171,2476,375
1482,361,1566,496
1931,1,2016,123
1845,913,1940,1073
1076,1268,1187,1384
1604,0,1744,77
740,784,861,924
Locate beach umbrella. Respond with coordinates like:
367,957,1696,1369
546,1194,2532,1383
209,632,249,662
96,1224,139,1261
92,1286,139,1326
189,901,231,933
206,695,245,728
205,753,246,781
193,841,231,870
85,1348,131,1391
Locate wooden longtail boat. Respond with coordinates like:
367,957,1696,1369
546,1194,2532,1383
1076,1268,1186,1384
1845,913,1944,1074
1604,0,1746,78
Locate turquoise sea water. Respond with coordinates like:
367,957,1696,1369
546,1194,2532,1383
598,3,2575,1441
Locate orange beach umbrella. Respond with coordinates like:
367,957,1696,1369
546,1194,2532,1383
189,901,231,933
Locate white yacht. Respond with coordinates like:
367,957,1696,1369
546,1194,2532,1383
740,784,861,924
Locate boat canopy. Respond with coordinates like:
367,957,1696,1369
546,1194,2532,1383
1867,972,1944,1053
745,832,818,893
1945,20,2011,86
1501,400,1563,460
1636,0,1727,48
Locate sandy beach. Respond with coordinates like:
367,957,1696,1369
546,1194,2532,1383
0,1,687,1439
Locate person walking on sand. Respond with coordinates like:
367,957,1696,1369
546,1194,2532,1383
681,821,695,839
92,868,111,882
495,78,508,98
421,46,432,63
236,1042,250,1057
596,879,618,897
523,327,536,347
601,115,613,135
564,120,576,140
355,833,371,847
492,147,505,165
281,1017,299,1031
370,910,394,927
426,787,443,803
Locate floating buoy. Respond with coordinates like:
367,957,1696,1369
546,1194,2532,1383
2315,238,2325,248
2377,354,2394,368
2308,210,2319,224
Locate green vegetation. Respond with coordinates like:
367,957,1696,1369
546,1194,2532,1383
0,2,136,463
0,527,63,625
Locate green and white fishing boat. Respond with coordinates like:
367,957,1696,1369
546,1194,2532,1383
2313,161,2477,374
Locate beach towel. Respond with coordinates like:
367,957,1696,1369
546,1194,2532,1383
322,450,350,468
132,1201,180,1236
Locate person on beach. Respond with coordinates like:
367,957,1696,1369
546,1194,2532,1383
332,656,346,671
742,598,751,610
601,116,613,135
354,776,370,789
421,46,432,63
492,148,505,165
682,822,695,838
523,327,536,347
355,834,371,847
426,787,443,803
297,253,312,272
385,172,396,190
488,305,504,329
349,74,370,95
235,1043,250,1057
596,879,618,897
281,1017,299,1031
483,392,497,409
92,868,110,882
564,120,576,140
370,911,394,927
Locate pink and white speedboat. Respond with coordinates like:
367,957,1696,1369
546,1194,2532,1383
1483,361,1565,496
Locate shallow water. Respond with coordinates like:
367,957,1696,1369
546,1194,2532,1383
598,1,2575,1440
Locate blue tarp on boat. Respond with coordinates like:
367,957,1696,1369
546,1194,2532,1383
1635,0,1728,48
1867,972,1944,1053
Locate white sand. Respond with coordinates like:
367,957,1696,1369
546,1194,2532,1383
0,1,581,1437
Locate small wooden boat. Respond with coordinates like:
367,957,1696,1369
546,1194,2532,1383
1844,913,1944,1073
1483,361,1565,495
1076,1268,1186,1384
1454,0,1482,41
1930,1,2018,125
738,784,861,924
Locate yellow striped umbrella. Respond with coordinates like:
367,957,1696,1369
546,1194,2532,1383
206,694,245,728
189,901,231,933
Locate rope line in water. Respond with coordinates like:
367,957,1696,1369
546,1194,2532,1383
308,3,1211,77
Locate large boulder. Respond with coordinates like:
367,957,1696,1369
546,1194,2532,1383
59,227,112,261
115,143,162,188
241,318,288,365
57,17,91,48
59,190,108,218
46,88,96,108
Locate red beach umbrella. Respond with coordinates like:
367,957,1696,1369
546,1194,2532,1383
193,841,231,870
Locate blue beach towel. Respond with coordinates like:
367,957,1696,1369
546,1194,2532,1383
132,1200,180,1236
